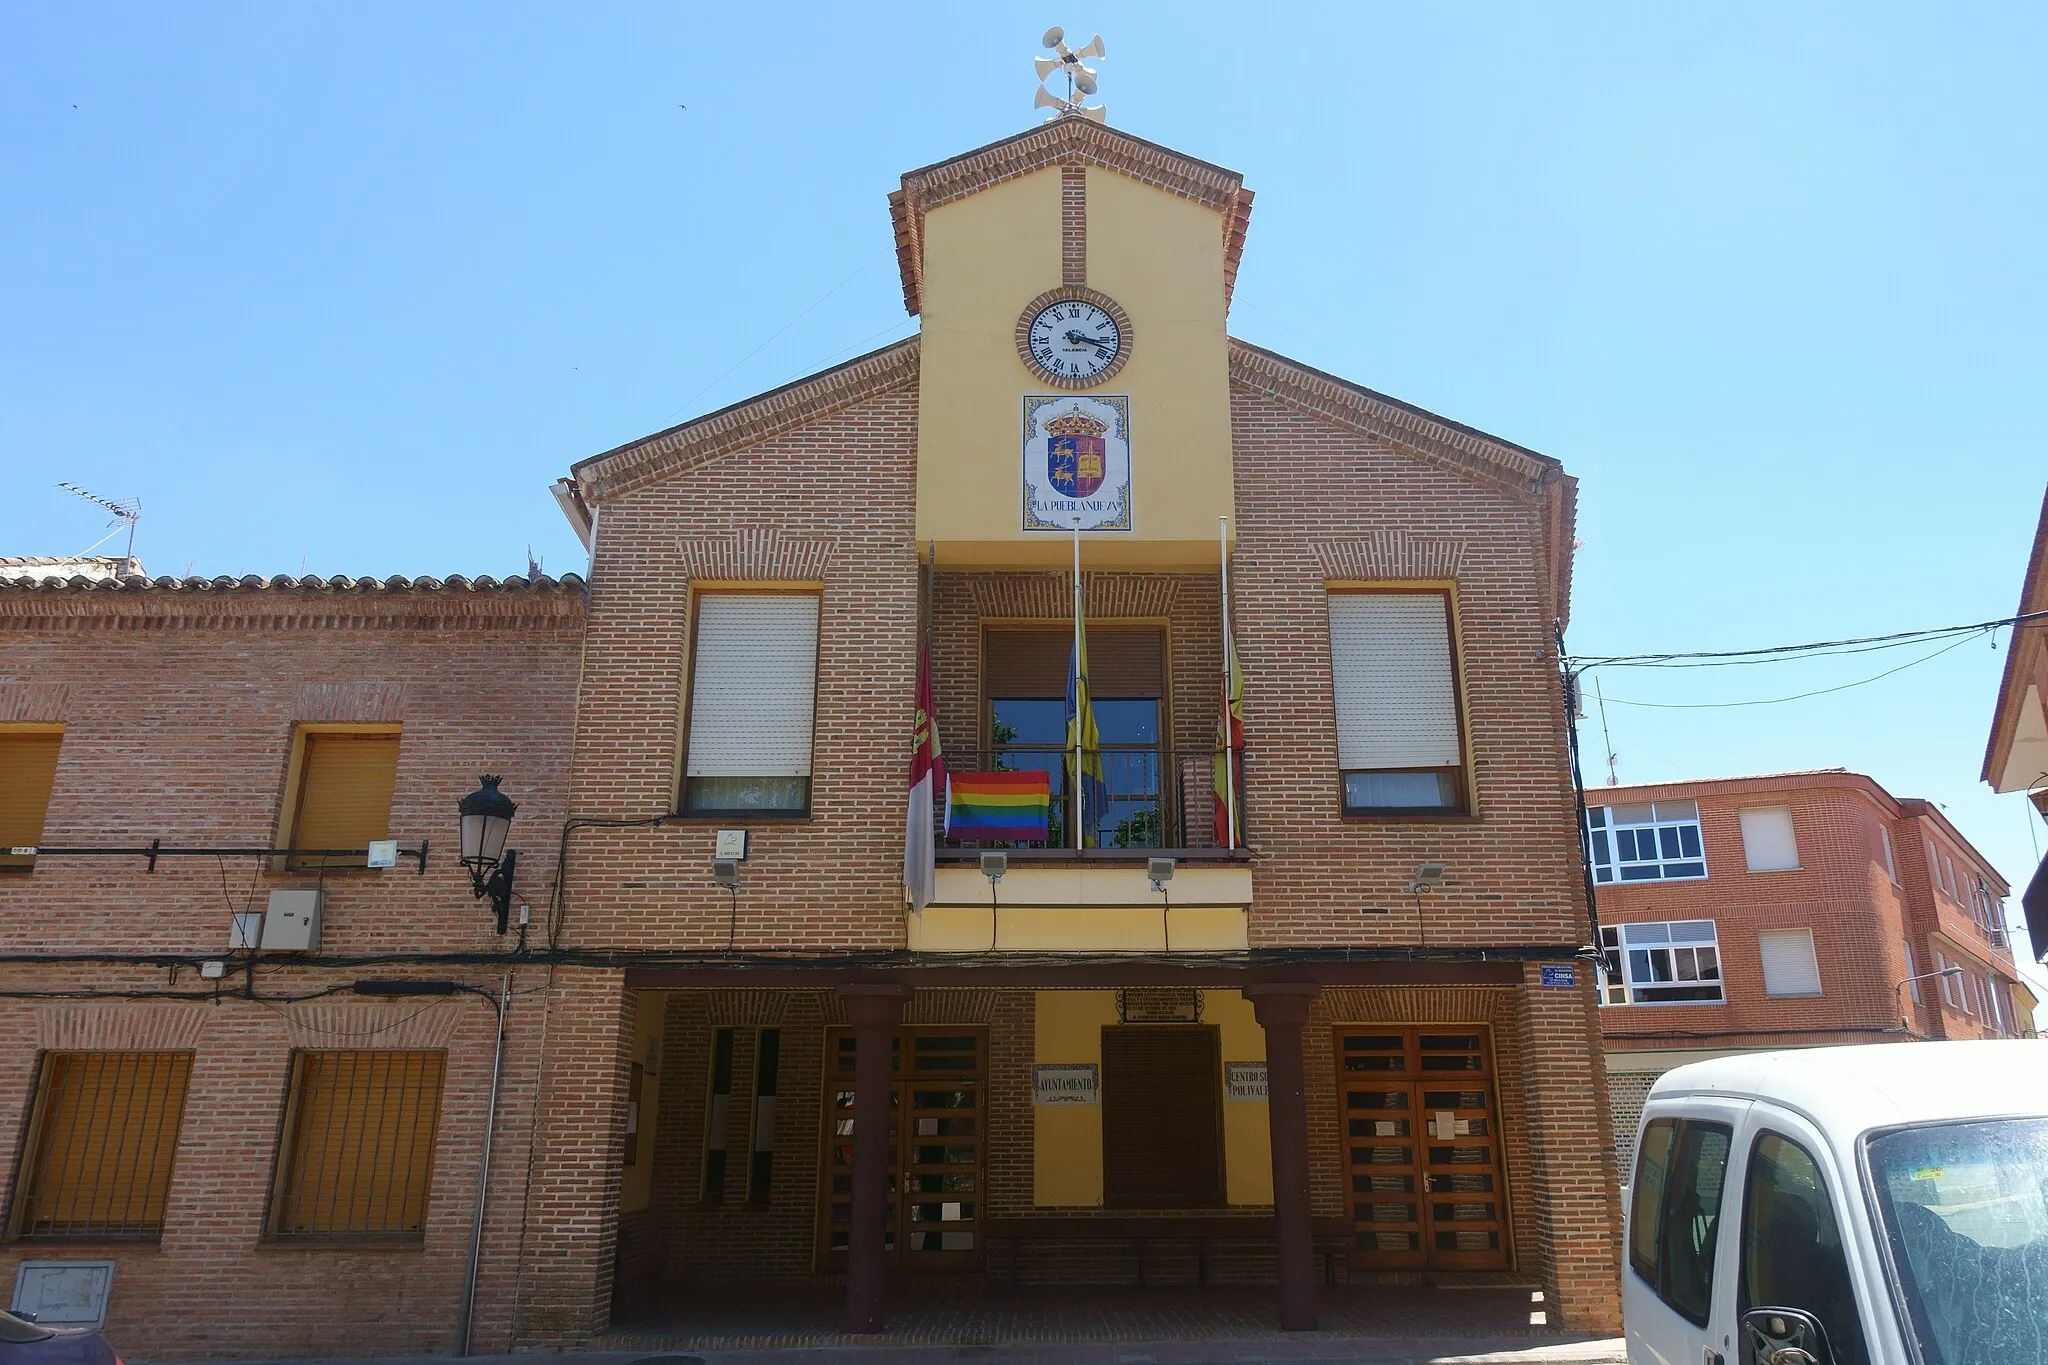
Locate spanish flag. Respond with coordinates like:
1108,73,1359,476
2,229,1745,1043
945,770,1052,843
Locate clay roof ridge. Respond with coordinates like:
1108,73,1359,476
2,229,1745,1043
0,572,587,594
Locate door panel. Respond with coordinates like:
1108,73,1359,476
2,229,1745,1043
1335,1027,1510,1270
819,1028,985,1271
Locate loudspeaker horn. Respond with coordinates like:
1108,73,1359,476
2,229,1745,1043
1034,86,1068,111
1035,55,1062,80
1072,34,1105,60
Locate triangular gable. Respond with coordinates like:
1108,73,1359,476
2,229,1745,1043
890,117,1254,317
1228,338,1577,626
570,337,919,504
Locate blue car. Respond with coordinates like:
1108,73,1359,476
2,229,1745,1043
0,1311,117,1364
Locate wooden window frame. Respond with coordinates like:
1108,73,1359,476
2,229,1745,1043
675,586,823,822
6,1050,193,1242
265,1049,445,1242
0,723,65,874
1324,585,1475,820
276,723,402,871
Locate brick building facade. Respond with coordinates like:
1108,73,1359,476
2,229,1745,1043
0,114,1625,1354
1587,770,2026,1170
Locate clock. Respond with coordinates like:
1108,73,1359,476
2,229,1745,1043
1015,288,1133,389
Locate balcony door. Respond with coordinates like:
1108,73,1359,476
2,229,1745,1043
982,625,1165,848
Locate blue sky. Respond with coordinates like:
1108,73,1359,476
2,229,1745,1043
6,5,2043,1003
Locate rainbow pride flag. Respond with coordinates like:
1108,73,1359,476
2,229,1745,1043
945,770,1051,843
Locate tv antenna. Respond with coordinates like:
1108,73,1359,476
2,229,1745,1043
57,483,141,563
1033,27,1106,123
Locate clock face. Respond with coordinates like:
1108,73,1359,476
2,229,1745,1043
1025,298,1123,383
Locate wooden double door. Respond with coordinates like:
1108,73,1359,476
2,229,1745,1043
819,1028,985,1272
1334,1027,1510,1270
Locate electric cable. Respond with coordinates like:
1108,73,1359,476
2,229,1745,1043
1567,606,2047,671
1595,632,1978,710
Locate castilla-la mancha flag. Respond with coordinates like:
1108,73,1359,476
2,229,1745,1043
904,639,944,910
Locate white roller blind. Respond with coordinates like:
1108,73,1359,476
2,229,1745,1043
1758,929,1822,997
1326,593,1461,769
1739,807,1800,872
685,594,820,778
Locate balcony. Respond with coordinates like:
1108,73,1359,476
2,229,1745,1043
911,745,1251,955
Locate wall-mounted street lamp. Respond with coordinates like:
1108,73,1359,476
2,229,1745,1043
458,775,519,935
1895,965,1964,1031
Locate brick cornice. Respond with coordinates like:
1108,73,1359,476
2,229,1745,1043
571,338,920,504
891,118,1252,316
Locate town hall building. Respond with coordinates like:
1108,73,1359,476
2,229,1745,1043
0,108,1620,1354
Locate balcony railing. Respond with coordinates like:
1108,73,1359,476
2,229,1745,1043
937,746,1247,853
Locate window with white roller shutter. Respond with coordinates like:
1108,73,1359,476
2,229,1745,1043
1758,928,1822,997
682,593,821,813
1738,807,1800,872
1325,591,1467,812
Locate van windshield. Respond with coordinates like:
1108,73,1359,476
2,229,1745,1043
1865,1117,2048,1365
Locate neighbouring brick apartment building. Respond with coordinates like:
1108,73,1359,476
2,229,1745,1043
0,114,1623,1355
1985,482,2048,974
1589,770,2029,1169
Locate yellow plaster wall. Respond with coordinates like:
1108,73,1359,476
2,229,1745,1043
619,989,668,1212
1031,989,1274,1208
913,165,1236,570
1207,990,1273,1205
1033,990,1117,1205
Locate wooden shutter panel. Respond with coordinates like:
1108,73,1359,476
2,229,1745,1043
0,732,62,869
1326,594,1461,769
983,626,1163,698
292,732,400,860
20,1052,191,1236
1101,1026,1223,1208
275,1050,445,1236
1758,929,1822,997
685,595,820,778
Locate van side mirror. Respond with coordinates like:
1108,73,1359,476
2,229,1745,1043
1742,1307,1836,1365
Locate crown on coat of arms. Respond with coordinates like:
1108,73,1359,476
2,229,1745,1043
1045,410,1109,438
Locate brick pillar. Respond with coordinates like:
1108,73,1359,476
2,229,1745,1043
513,967,634,1346
1246,983,1319,1331
1513,964,1624,1334
839,985,911,1333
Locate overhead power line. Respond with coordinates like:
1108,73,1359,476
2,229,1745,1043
1569,607,2048,671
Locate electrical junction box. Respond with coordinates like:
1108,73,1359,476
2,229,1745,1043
261,889,323,951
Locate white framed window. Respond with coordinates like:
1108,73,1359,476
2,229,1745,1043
1943,855,1957,898
1598,920,1725,1005
1586,801,1707,884
1325,591,1467,813
1935,952,1957,1008
1989,979,2008,1035
1879,827,1897,884
1758,929,1822,997
681,592,822,814
1904,940,1920,1004
1739,807,1800,872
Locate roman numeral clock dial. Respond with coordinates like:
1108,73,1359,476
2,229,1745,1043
1015,288,1133,389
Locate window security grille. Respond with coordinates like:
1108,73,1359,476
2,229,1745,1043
748,1028,780,1205
702,1027,735,1203
1598,920,1724,1004
270,1050,445,1238
11,1051,192,1239
1586,801,1707,883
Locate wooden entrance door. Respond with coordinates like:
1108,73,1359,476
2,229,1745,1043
819,1028,985,1271
1333,1027,1509,1270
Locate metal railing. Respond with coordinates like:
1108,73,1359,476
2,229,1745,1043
937,746,1247,851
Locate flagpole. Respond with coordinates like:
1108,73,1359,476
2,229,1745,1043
1071,516,1082,851
1220,516,1238,851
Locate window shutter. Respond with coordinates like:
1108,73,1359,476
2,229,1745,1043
275,1050,444,1235
983,626,1163,699
686,595,820,778
1758,929,1822,997
0,732,62,869
1326,594,1461,769
293,732,400,859
1739,808,1799,872
18,1052,191,1236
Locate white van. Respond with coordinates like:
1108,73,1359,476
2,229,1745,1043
1623,1041,2048,1365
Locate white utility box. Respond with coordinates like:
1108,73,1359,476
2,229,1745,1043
260,889,324,950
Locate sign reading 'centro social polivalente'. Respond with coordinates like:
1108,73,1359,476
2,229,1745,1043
1022,394,1132,532
1032,1062,1099,1106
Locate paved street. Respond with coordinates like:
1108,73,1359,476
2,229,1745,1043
168,1340,1625,1365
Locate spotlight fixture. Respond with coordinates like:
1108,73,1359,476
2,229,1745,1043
712,859,741,889
1147,857,1175,893
980,851,1008,884
1404,862,1447,895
